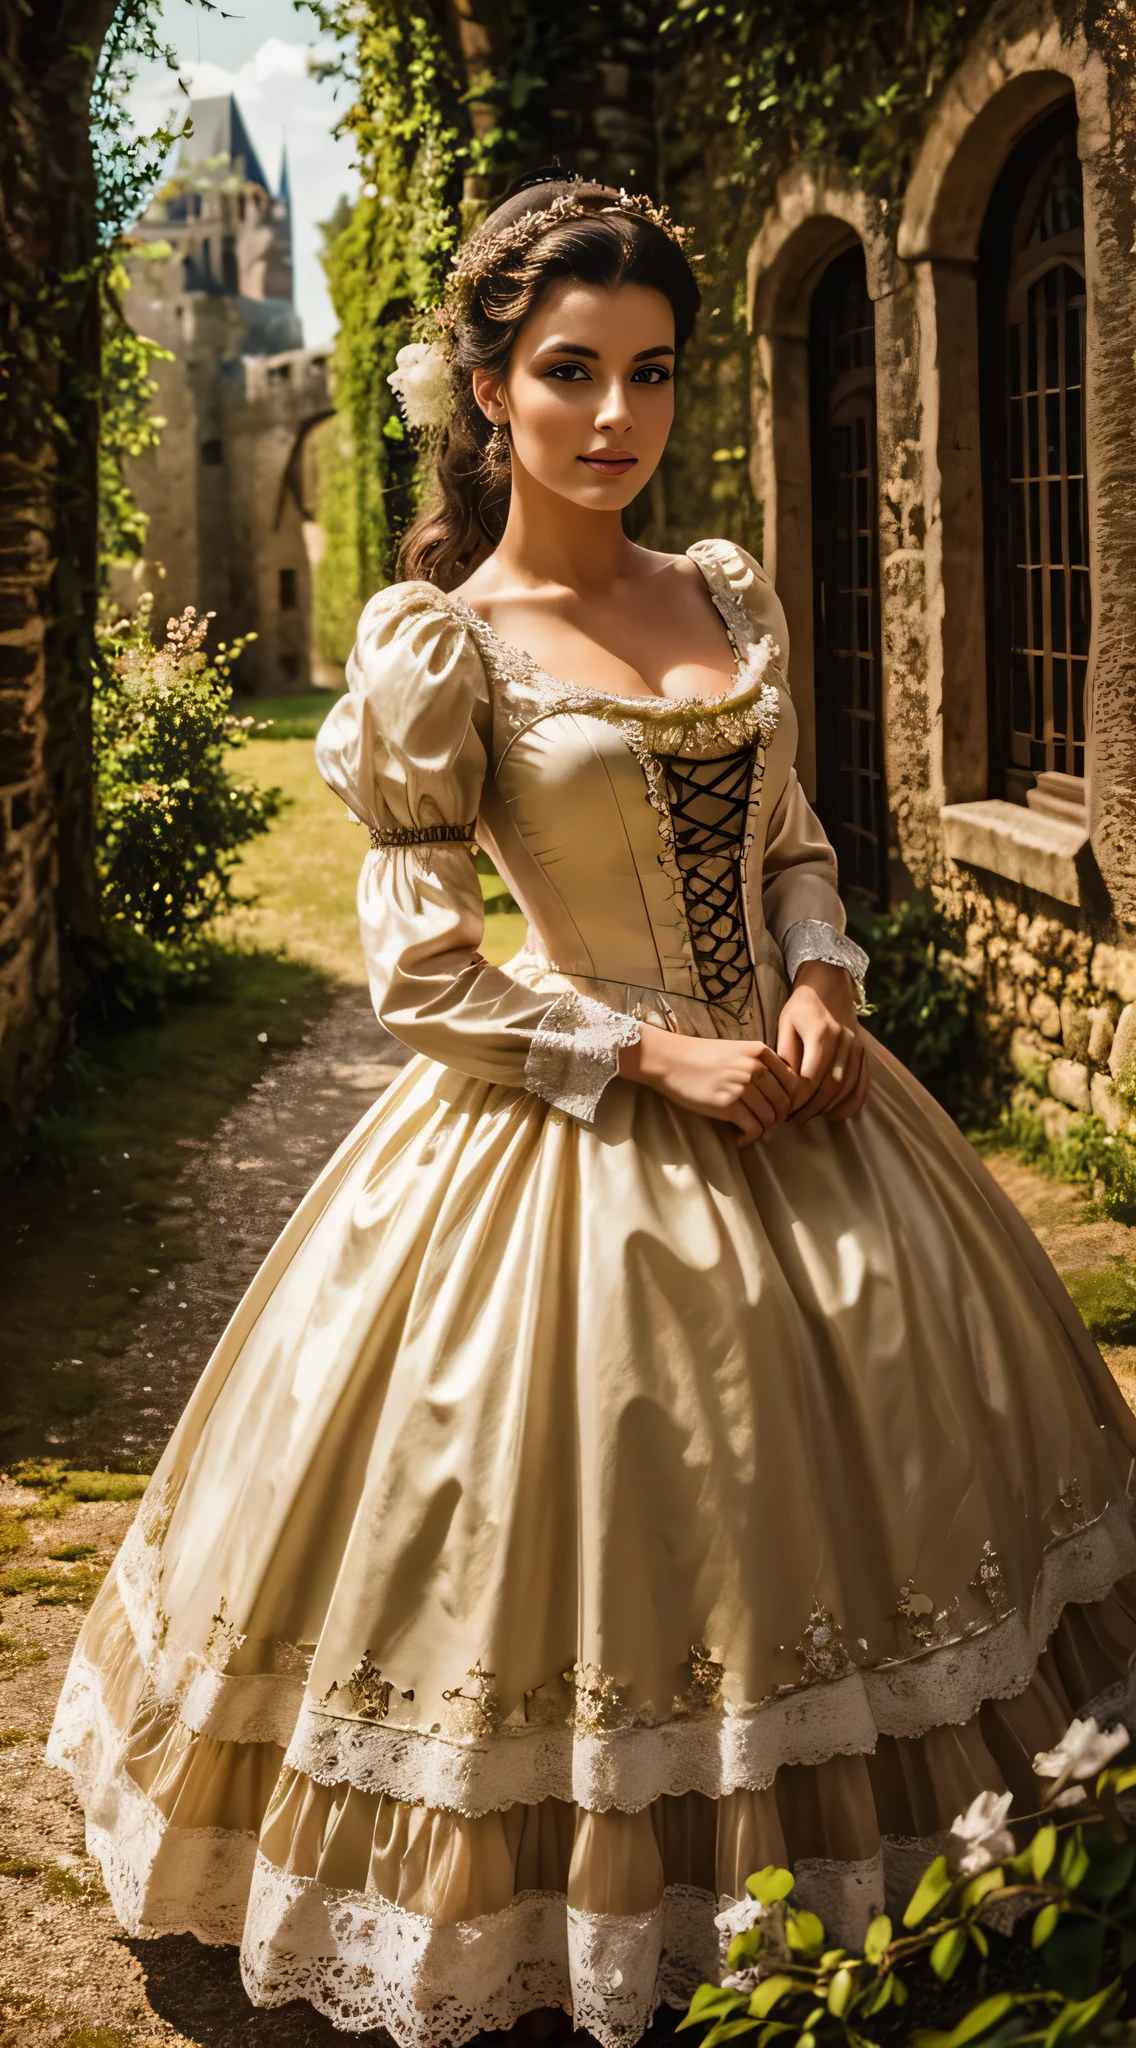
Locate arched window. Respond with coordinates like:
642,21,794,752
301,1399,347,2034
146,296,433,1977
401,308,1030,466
808,245,887,905
980,106,1087,807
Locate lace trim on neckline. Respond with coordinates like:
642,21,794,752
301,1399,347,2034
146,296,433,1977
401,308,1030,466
440,540,782,731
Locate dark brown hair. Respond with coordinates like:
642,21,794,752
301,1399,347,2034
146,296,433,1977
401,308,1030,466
398,181,701,590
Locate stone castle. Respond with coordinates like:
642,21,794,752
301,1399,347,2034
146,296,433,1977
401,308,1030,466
117,94,334,694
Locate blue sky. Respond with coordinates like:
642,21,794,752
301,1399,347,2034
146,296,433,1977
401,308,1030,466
129,0,358,345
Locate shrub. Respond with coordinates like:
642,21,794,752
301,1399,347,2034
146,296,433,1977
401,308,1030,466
91,598,283,1009
847,893,980,1117
997,1104,1136,1228
680,1716,1136,2048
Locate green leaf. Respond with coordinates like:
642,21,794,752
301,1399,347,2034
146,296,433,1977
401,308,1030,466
931,1926,968,1981
892,1977,909,2006
916,1992,1018,2048
1031,1826,1058,1882
728,1930,764,1970
749,1977,800,2020
826,1968,855,2017
1043,1979,1124,2047
859,1976,893,2018
960,1868,1005,1913
747,1867,796,1906
786,1912,825,1957
969,1924,989,1958
904,1856,954,1928
1032,1903,1061,1948
1080,1837,1136,1905
683,1986,747,2025
700,2022,761,2048
863,1914,892,1962
1043,1918,1105,2002
1059,1835,1090,1891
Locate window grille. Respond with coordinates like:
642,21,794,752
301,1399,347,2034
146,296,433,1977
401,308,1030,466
981,109,1088,799
808,247,887,905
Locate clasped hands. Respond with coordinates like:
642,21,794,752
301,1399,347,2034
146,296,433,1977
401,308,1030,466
617,960,869,1146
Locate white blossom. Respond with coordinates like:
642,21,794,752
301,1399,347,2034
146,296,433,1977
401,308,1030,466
1033,1717,1129,1790
721,1970,761,1993
387,342,452,431
947,1790,1015,1877
714,1895,768,1939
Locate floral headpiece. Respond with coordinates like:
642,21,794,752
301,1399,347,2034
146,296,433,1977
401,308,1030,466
387,186,695,436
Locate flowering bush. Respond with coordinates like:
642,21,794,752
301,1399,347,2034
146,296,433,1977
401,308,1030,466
681,1716,1136,2048
91,598,282,1007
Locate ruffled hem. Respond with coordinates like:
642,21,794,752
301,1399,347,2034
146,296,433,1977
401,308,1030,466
100,1499,1136,1813
48,1570,1136,2042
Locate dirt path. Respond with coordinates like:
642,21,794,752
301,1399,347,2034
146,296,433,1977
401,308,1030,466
2,1086,1135,2041
12,987,410,1474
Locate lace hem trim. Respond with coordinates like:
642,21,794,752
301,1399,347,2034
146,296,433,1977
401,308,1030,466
243,1861,718,2048
57,1738,933,2048
524,989,642,1125
782,919,870,1012
83,1501,1136,1815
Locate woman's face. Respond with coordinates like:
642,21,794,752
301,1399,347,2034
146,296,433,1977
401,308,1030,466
472,279,676,511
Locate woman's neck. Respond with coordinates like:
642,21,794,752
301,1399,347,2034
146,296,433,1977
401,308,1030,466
490,469,640,597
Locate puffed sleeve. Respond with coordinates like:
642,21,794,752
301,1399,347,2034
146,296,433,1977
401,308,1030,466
315,583,640,1120
717,541,870,1005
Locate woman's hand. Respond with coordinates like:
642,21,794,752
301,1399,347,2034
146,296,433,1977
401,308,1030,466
619,1025,804,1147
776,961,870,1123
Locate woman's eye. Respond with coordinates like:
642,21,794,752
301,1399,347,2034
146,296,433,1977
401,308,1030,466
630,364,671,385
546,363,590,382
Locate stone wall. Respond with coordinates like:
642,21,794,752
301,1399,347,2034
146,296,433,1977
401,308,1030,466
744,0,1136,1120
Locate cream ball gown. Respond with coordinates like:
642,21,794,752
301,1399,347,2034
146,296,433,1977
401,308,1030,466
50,539,1136,2044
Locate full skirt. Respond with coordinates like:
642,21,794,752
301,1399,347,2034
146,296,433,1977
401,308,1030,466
49,1039,1136,2044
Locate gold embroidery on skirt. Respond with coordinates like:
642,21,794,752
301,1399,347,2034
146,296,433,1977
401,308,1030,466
322,1651,415,1722
442,1659,501,1736
205,1596,247,1670
794,1599,858,1683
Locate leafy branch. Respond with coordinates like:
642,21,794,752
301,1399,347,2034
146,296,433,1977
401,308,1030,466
681,1722,1136,2048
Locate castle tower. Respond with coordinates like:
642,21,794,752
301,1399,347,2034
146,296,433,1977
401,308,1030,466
116,96,333,693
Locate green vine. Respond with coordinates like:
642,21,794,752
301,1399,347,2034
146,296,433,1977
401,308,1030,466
310,3,465,599
660,1,979,203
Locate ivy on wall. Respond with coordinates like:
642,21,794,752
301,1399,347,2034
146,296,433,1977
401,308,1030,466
306,0,987,607
660,1,978,203
308,3,465,616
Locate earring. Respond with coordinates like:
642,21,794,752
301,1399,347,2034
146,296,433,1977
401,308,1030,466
487,421,510,466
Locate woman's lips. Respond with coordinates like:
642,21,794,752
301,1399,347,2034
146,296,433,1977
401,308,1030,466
578,453,638,476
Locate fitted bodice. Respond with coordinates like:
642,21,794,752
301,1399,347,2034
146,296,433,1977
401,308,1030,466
441,544,809,1043
316,537,850,1087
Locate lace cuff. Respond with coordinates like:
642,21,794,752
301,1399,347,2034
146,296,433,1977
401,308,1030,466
524,990,641,1125
782,919,870,1012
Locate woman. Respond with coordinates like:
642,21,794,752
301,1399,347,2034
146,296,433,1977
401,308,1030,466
51,177,1136,2047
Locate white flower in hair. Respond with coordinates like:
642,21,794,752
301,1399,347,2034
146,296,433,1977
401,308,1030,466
387,342,451,430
